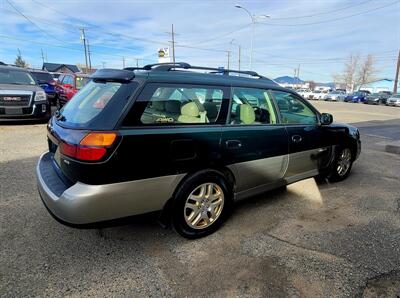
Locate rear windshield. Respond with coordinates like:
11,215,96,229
31,72,53,83
57,80,122,126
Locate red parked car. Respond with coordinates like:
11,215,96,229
55,73,90,108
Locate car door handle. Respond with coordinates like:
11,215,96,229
291,135,303,143
226,140,242,149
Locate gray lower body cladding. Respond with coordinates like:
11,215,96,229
37,147,333,226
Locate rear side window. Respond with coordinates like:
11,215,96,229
57,80,122,126
125,83,228,125
270,90,318,125
230,87,278,125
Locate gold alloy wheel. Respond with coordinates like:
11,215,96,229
337,148,352,176
184,183,225,230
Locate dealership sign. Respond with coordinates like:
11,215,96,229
158,47,171,63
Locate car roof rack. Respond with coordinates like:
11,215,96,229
140,62,269,80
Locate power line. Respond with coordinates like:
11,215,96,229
5,0,75,45
258,1,399,27
271,0,374,20
0,34,153,62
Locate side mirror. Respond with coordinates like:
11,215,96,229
320,113,333,125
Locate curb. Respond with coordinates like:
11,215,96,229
385,141,400,155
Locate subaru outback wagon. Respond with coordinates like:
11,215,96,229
37,62,361,238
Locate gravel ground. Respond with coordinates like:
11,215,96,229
1,102,400,297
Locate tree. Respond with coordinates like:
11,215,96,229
307,80,317,90
14,50,28,68
333,54,379,92
356,54,377,88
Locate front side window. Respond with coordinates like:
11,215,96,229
271,90,318,125
230,87,278,125
136,84,226,125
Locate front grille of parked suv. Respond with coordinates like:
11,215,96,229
0,94,32,107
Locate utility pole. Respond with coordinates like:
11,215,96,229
122,56,125,68
171,24,176,64
394,49,400,94
297,64,300,88
80,28,88,70
41,48,45,64
227,51,231,69
87,39,92,70
294,68,297,88
102,61,106,68
135,58,140,67
238,45,241,73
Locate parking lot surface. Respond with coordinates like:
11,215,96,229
1,102,400,297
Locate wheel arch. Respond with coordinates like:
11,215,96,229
159,166,236,224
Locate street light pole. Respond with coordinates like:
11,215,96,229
235,4,270,71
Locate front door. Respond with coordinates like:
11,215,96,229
221,87,289,194
269,90,332,181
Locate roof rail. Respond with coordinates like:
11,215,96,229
142,62,267,79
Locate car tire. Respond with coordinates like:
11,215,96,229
326,146,353,182
171,170,233,239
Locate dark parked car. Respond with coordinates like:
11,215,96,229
364,92,391,105
0,65,50,121
344,91,369,103
30,70,57,103
37,63,361,238
55,73,89,108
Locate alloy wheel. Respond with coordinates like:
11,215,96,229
337,148,352,176
184,183,224,230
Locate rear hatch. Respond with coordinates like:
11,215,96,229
47,70,139,184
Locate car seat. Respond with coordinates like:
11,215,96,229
178,102,208,123
235,104,256,124
203,102,219,122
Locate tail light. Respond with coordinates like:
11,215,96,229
59,132,117,161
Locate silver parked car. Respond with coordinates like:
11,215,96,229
386,94,400,107
324,91,346,101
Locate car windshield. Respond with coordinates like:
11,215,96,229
0,68,36,85
353,92,363,96
31,72,53,83
76,76,89,89
57,80,122,126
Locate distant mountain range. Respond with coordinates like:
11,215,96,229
274,76,304,84
274,76,335,88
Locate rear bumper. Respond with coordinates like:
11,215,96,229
36,152,184,225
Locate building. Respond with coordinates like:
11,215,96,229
359,79,399,93
42,63,80,73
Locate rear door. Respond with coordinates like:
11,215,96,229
221,87,289,194
269,90,332,180
118,82,230,182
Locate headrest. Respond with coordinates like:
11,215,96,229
181,102,200,117
237,104,255,124
165,100,181,113
152,101,165,111
203,102,219,119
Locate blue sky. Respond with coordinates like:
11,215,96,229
0,0,399,82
